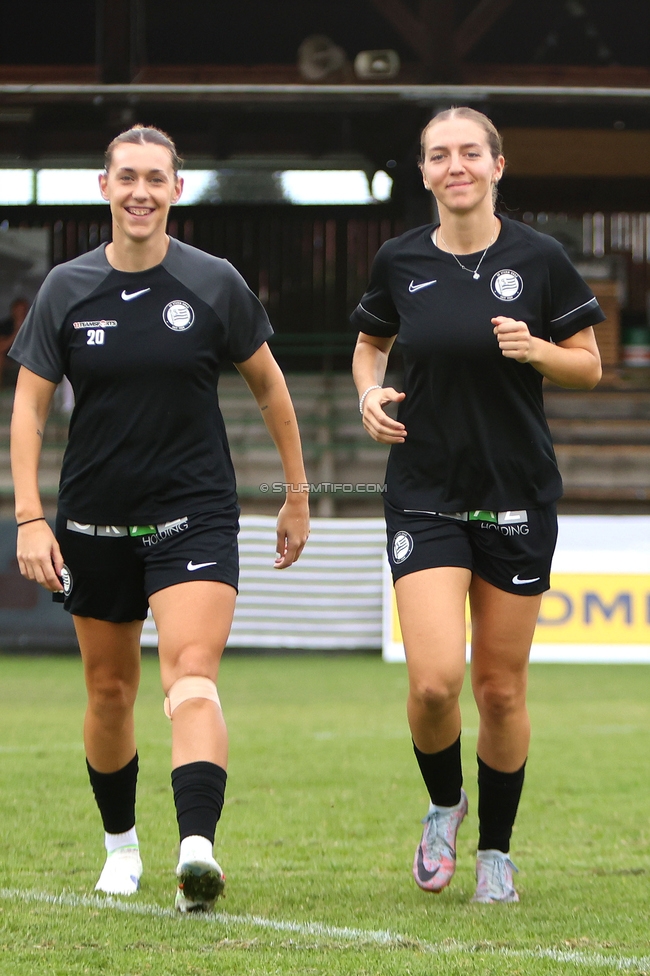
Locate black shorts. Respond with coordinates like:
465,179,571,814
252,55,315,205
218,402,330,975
54,508,240,623
385,501,557,596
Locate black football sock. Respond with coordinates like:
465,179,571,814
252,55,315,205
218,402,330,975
86,752,138,834
171,761,227,843
413,735,463,807
477,755,526,853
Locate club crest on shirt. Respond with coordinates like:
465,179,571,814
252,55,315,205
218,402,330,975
392,530,413,564
490,270,523,301
163,300,195,331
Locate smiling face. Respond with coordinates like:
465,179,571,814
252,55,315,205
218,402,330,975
420,116,504,218
99,142,183,246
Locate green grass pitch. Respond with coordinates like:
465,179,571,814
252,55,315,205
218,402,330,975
0,653,648,975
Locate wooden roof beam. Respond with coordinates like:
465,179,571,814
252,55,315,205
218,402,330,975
369,0,518,71
368,0,459,79
367,0,434,65
96,0,146,84
419,1,459,79
96,0,131,84
456,0,518,58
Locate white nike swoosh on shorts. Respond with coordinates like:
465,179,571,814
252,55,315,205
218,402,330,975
408,280,437,292
121,288,151,301
512,574,541,584
187,561,218,571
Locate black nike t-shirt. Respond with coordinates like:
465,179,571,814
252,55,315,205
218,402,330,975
10,238,273,523
350,216,605,512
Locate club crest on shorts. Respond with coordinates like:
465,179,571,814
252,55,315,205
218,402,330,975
491,270,523,301
392,530,413,564
163,300,195,331
60,564,73,596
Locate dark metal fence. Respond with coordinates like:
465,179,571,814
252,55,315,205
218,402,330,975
1,203,403,369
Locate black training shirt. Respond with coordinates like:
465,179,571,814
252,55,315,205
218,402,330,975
351,216,605,512
10,238,273,523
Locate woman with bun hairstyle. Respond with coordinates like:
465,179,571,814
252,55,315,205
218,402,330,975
352,107,602,902
10,125,309,911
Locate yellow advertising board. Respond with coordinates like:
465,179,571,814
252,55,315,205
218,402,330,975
383,563,650,663
537,574,650,642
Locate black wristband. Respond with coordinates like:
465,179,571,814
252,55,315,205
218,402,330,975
16,517,47,528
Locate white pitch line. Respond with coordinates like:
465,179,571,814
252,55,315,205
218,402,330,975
0,743,83,754
1,887,649,971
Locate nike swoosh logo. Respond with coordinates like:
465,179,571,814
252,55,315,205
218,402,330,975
409,280,437,293
512,574,541,585
187,560,218,571
121,288,151,301
416,846,440,883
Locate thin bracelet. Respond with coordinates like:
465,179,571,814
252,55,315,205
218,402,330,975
16,517,47,528
359,385,382,414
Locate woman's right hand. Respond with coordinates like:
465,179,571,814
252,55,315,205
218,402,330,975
17,520,65,592
361,387,407,444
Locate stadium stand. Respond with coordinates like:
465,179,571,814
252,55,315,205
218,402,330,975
1,374,649,520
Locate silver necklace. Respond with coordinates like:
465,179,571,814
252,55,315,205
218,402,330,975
438,219,497,280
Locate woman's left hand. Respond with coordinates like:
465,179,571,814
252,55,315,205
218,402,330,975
492,316,538,363
274,494,310,569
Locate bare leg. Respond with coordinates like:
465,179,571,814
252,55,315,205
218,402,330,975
396,567,472,893
469,576,542,900
395,567,471,753
74,615,145,895
469,576,542,771
149,580,236,770
74,616,143,772
149,580,236,911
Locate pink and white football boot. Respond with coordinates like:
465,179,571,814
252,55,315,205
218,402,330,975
412,789,468,893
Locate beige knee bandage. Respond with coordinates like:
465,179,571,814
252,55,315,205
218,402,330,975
164,675,221,719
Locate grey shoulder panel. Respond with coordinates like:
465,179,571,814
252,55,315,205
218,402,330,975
44,247,112,315
21,247,111,331
162,238,246,310
163,239,273,364
9,246,111,383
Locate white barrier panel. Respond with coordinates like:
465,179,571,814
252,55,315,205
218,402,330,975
142,516,386,650
383,516,650,663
